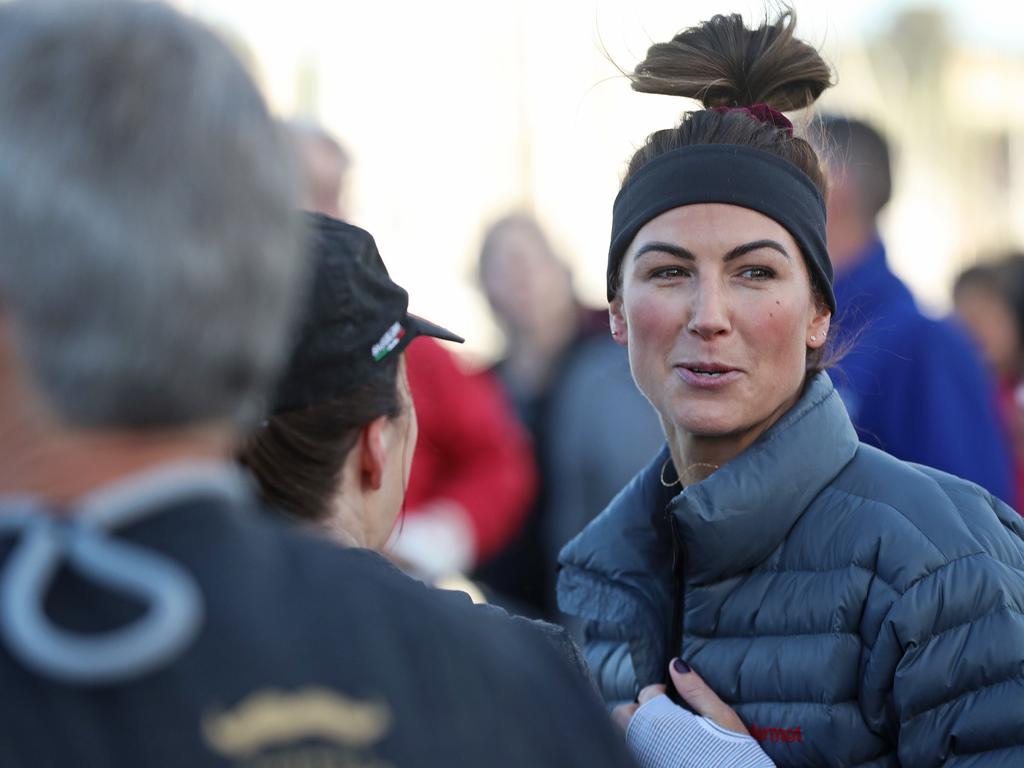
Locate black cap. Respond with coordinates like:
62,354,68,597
272,212,463,413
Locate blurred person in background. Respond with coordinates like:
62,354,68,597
558,11,1024,767
815,115,1013,502
476,213,662,618
286,121,537,582
0,4,639,767
955,253,1024,511
289,119,351,220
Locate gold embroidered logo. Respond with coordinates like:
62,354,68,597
202,687,392,759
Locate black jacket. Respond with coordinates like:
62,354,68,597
0,486,633,768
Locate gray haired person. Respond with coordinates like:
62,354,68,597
0,3,635,767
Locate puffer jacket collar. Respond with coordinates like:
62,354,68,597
672,372,859,584
558,373,859,653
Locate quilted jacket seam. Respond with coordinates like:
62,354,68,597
902,669,1024,727
945,743,1024,759
862,552,1007,729
694,563,893,593
688,630,860,640
760,563,896,591
863,553,1002,666
735,697,859,706
888,551,987,601
847,751,897,767
912,605,1024,650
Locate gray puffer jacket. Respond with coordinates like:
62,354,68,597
558,373,1024,767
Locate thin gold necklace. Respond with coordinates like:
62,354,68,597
659,457,720,488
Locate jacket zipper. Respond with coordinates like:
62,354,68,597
664,508,693,711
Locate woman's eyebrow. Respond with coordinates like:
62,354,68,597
633,239,790,263
724,239,790,261
633,242,696,261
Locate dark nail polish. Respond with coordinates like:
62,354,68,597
673,658,691,674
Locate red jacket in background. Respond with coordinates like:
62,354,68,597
405,338,537,563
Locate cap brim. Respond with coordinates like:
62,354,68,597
406,313,464,345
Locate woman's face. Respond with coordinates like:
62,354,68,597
612,203,830,447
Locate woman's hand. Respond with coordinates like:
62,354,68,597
612,658,748,734
612,659,774,768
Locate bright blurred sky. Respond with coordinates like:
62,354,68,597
180,0,1024,358
188,0,1024,53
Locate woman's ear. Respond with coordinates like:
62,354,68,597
807,307,832,350
609,297,628,347
359,415,391,491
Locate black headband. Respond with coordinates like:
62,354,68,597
608,144,835,313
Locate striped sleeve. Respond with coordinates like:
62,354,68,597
626,695,775,768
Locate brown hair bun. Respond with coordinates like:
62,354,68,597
631,10,832,112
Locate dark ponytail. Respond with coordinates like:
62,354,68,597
630,11,830,110
238,356,402,522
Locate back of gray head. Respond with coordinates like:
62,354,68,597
0,0,306,429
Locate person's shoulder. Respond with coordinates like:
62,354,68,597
181,500,447,616
557,445,672,624
199,508,584,687
112,503,633,767
846,304,987,396
560,447,670,556
877,302,973,356
819,445,1024,588
254,520,452,609
264,530,554,651
911,311,979,354
829,443,980,540
905,462,1024,560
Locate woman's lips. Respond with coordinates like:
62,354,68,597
673,364,743,389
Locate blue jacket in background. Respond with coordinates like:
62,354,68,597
833,238,1013,503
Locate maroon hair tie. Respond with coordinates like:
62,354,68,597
710,103,793,136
